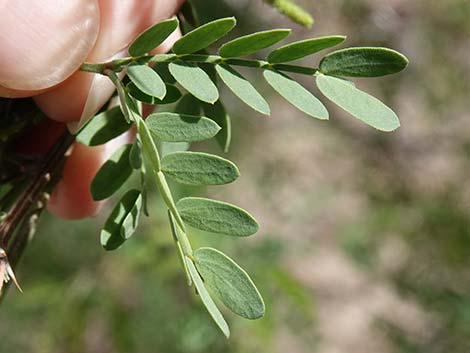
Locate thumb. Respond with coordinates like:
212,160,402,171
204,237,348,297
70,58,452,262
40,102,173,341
0,0,99,92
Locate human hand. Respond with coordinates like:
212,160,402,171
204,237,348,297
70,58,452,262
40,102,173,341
0,0,184,219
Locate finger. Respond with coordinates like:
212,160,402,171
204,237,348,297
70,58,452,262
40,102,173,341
0,0,99,93
0,85,47,99
34,0,184,124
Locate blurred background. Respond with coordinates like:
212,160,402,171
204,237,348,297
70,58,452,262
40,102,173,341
1,0,470,352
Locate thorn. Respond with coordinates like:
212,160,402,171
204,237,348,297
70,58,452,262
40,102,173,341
0,248,22,293
6,262,22,292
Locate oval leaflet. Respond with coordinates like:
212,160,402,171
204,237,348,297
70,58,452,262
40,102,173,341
267,35,346,63
169,61,219,103
216,64,270,115
176,197,259,237
172,17,236,55
161,151,239,185
316,73,400,131
319,47,409,77
91,144,134,201
263,69,328,120
101,189,142,250
127,65,166,99
76,106,131,146
146,112,221,142
185,257,230,338
219,29,291,57
194,247,265,320
129,18,179,56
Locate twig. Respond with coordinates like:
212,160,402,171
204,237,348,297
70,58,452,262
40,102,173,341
0,130,74,301
0,131,74,247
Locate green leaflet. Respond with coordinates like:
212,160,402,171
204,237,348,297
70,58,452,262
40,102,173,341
127,65,166,99
316,73,400,131
194,247,265,320
91,144,133,201
219,29,291,57
100,189,142,250
127,82,181,105
202,101,231,153
76,106,131,146
146,112,220,142
319,47,409,77
176,197,259,237
169,61,219,103
129,18,179,57
172,17,236,55
129,137,143,169
216,64,270,115
263,69,328,120
161,152,239,185
267,35,346,63
185,257,230,338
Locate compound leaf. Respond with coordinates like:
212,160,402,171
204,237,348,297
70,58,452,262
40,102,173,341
169,61,219,103
219,29,291,57
146,112,220,142
172,17,236,54
129,18,179,56
216,64,270,115
194,247,265,319
161,152,239,185
263,69,328,120
267,35,346,63
319,47,409,77
316,73,400,131
177,197,259,237
91,144,133,201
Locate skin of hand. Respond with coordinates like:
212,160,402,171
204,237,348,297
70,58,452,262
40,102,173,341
0,0,184,219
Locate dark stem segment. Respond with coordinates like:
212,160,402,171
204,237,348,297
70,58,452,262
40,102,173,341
0,130,73,301
0,131,74,248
